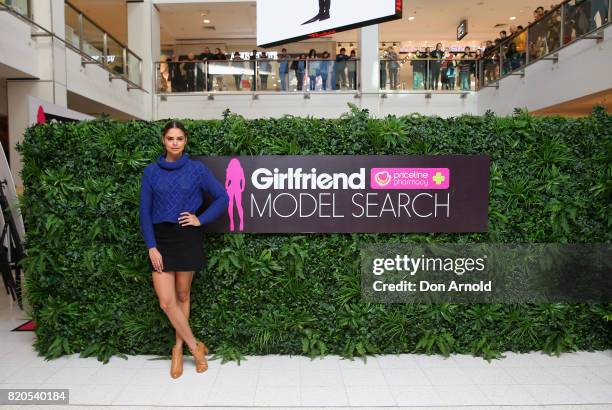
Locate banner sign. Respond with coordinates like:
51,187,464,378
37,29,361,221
256,0,403,48
195,155,489,233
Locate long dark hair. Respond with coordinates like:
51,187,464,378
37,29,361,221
162,120,187,137
161,120,188,153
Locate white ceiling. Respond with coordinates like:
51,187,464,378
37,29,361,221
68,0,544,48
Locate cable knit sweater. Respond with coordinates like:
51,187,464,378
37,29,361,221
139,153,229,249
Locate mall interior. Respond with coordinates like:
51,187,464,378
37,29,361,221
0,0,610,189
0,0,611,408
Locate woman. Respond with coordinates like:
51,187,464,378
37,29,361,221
347,50,357,90
231,51,244,91
473,48,483,86
307,49,320,91
386,46,400,90
458,46,473,91
293,53,306,91
139,121,229,379
429,43,444,90
158,55,172,93
318,51,331,90
439,48,452,90
259,51,271,90
212,48,227,91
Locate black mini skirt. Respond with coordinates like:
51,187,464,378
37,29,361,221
149,222,205,272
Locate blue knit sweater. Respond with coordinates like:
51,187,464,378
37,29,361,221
139,153,229,249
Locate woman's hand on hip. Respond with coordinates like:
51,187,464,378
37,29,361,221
178,212,201,227
149,248,164,273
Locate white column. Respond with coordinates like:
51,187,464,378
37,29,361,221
128,0,160,120
8,0,67,189
359,24,380,115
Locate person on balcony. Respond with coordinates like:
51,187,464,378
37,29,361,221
278,48,290,91
231,52,244,91
319,51,331,90
307,49,320,91
334,47,349,90
347,50,357,90
212,48,227,91
259,52,272,90
440,48,454,90
458,46,473,91
429,43,444,90
293,53,306,91
386,46,400,90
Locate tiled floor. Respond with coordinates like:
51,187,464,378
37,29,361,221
1,295,612,408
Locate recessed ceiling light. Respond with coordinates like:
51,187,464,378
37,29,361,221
203,19,211,24
408,16,415,21
509,16,517,20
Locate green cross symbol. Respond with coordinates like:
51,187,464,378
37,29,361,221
432,171,446,185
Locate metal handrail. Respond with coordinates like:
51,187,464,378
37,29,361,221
0,2,147,92
65,1,142,61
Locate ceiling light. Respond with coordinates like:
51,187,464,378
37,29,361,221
509,16,517,20
408,16,415,21
203,19,211,24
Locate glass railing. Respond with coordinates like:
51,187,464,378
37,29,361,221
380,58,482,92
155,59,360,93
483,0,610,87
64,1,142,87
0,0,29,17
126,50,142,89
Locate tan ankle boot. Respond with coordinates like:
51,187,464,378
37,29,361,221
170,345,183,379
190,341,208,373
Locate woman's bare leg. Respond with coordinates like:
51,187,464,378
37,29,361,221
174,271,195,348
151,271,197,351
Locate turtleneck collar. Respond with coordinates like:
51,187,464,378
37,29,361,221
157,152,189,170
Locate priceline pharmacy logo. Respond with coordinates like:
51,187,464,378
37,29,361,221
371,168,450,190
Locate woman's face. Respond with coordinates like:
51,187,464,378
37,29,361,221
163,128,187,156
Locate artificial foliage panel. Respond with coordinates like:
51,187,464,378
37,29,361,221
17,105,612,363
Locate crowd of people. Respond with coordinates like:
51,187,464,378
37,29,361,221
384,45,481,91
481,1,609,82
158,48,359,93
157,1,609,93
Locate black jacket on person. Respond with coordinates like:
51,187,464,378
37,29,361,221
430,49,444,70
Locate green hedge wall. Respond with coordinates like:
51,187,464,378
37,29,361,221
18,106,612,363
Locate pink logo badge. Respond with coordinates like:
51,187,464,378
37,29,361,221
370,168,450,190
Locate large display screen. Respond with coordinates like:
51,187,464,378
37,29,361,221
257,0,403,48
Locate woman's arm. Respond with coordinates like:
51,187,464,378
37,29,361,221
139,167,157,249
197,164,230,226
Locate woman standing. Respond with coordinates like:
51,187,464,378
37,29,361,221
347,50,357,90
307,49,320,91
386,46,400,90
429,43,444,90
259,51,271,90
212,48,227,91
318,51,331,91
140,121,229,379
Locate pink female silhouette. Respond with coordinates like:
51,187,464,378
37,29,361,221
225,158,245,231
